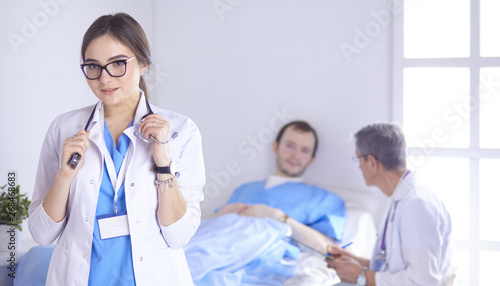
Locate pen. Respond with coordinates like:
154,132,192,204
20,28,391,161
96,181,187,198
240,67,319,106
341,241,353,249
326,242,354,258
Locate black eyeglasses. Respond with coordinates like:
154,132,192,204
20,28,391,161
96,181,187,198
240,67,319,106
80,57,136,80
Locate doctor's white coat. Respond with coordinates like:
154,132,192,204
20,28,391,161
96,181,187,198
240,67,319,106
29,95,205,286
369,172,452,285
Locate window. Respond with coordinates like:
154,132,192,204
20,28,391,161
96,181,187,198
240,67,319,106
393,0,500,285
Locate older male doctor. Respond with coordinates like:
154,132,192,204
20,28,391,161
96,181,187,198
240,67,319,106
326,123,452,286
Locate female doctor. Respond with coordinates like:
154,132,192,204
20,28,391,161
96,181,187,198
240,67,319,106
28,13,205,285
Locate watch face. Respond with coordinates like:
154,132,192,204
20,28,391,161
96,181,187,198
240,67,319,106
357,273,367,286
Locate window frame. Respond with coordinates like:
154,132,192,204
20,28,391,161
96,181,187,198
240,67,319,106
393,0,500,285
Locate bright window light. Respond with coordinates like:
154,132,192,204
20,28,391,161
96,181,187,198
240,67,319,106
404,0,470,58
479,159,500,241
403,68,470,149
480,0,500,57
398,1,500,285
479,68,500,148
479,251,500,285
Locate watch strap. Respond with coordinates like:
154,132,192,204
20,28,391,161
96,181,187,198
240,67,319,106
153,163,171,174
357,267,368,286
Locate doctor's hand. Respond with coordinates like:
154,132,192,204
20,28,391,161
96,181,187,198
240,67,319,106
326,244,355,260
327,255,363,284
60,129,90,177
140,114,172,166
240,204,284,220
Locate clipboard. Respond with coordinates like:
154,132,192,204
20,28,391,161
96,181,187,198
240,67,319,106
288,237,335,261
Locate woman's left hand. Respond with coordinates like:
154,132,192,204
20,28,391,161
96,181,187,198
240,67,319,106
140,114,172,166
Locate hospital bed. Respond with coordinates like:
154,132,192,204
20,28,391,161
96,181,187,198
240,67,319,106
5,198,377,286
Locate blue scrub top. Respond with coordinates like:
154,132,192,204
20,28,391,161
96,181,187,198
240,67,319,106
88,119,136,286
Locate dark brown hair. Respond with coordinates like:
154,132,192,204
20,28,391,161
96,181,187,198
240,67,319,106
275,121,319,157
81,13,152,99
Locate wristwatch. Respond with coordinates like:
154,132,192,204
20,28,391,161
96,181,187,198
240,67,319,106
278,214,290,224
153,161,176,175
357,267,367,286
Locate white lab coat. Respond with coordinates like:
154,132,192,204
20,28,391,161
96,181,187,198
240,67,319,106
369,172,452,286
28,94,205,286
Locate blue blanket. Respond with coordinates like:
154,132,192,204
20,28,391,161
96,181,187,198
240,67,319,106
185,214,299,285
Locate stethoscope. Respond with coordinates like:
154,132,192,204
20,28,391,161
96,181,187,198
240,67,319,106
375,201,398,271
375,170,411,271
68,99,177,169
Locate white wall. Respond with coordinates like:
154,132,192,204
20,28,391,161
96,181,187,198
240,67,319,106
0,0,392,247
149,0,393,219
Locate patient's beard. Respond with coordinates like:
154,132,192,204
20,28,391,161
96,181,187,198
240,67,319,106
276,160,306,178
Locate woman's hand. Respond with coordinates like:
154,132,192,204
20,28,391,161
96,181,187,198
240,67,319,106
44,129,90,222
140,114,172,166
60,129,90,177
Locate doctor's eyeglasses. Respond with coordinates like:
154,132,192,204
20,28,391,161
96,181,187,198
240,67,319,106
352,155,366,163
80,57,136,80
352,154,378,163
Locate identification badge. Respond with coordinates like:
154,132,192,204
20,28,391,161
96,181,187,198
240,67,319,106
97,212,130,240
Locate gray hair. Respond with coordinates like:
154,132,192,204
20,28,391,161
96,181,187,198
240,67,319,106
354,123,407,170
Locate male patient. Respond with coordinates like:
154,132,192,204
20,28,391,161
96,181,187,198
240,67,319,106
215,121,345,253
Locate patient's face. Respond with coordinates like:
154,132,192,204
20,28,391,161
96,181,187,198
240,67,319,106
273,127,316,177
